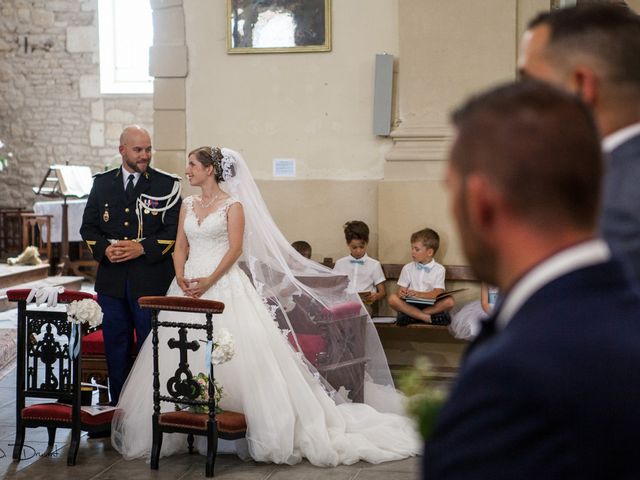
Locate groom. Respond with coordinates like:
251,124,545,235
81,125,182,405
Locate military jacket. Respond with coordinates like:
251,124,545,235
80,166,182,299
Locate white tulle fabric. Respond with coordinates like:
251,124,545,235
111,196,420,465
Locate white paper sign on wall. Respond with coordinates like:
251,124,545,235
273,158,296,178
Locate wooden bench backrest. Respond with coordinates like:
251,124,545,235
382,264,477,282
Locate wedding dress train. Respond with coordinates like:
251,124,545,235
111,196,420,466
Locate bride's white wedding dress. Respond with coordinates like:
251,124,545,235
112,195,420,466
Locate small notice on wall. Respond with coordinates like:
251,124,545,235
273,158,296,178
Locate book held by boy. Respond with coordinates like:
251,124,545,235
403,288,467,307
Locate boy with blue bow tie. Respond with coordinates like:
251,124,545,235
333,220,386,307
388,228,454,325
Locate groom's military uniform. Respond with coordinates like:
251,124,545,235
80,166,182,404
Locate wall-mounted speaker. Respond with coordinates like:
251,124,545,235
373,53,394,136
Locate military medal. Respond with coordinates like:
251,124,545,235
144,209,150,215
103,203,110,222
148,198,159,215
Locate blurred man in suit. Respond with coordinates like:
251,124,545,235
423,80,640,479
519,4,640,281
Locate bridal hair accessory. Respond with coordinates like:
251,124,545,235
211,146,237,182
67,298,103,358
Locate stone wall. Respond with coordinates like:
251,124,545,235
0,0,153,209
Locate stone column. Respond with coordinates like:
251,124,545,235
150,0,188,177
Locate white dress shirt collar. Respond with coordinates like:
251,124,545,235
602,122,640,154
496,239,610,330
350,253,369,262
121,167,141,188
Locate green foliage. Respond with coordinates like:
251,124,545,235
175,372,224,414
399,357,448,440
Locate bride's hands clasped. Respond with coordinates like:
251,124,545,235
183,276,213,298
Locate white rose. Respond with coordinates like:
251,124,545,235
211,328,234,365
67,299,103,327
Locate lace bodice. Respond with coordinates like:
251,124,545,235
183,195,239,279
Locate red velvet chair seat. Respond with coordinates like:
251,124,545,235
321,301,363,320
22,403,114,426
158,410,246,434
287,332,327,366
82,330,106,354
82,329,138,355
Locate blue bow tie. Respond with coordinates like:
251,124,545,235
350,259,365,265
416,262,432,272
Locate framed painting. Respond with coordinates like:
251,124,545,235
227,0,331,54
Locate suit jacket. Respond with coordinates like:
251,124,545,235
601,132,640,282
80,166,181,299
423,258,640,480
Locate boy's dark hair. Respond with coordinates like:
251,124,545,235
411,228,440,253
291,240,312,258
343,221,369,243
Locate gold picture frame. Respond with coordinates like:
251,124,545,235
227,0,331,54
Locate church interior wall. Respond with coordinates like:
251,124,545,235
179,0,398,263
180,0,550,265
3,0,639,264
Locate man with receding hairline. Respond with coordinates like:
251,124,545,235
518,4,640,282
81,125,182,405
423,80,640,479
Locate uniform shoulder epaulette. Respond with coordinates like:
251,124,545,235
92,166,119,178
150,167,182,181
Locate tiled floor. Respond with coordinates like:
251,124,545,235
0,288,422,479
0,361,420,479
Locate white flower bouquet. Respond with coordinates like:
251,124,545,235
211,328,234,365
67,298,103,328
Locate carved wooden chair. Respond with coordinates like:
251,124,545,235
0,207,26,260
8,288,114,466
139,296,247,478
20,213,53,265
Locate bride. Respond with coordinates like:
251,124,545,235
111,146,420,466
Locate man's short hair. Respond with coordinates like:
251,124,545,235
528,4,640,93
451,80,602,231
410,228,440,253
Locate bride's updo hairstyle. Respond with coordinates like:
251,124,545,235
188,146,236,183
188,146,224,183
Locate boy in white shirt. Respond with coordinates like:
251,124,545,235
388,228,454,325
333,221,386,307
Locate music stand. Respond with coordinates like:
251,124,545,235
32,165,93,275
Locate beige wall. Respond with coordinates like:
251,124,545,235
175,0,552,266
184,0,399,180
381,0,549,265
